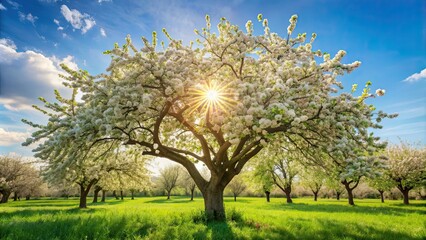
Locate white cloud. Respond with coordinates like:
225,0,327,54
98,0,112,3
0,3,6,10
378,122,426,137
60,5,96,34
18,12,38,24
51,55,79,71
100,27,107,37
0,128,30,146
53,19,60,25
403,68,426,83
6,0,19,9
0,38,76,111
0,38,17,50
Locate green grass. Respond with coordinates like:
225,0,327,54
0,196,425,240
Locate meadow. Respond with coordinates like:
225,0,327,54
0,196,425,240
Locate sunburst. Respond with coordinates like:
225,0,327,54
187,80,236,115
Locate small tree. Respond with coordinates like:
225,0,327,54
300,168,325,201
227,174,247,202
254,144,300,203
251,162,275,202
367,173,393,203
159,165,181,200
325,177,345,200
386,143,426,204
182,170,197,201
16,169,45,201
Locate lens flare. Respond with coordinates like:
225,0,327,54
206,89,219,102
187,81,235,115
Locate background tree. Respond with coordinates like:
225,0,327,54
325,176,345,200
0,155,40,203
367,172,394,203
386,143,426,204
158,165,181,200
227,174,247,202
14,167,45,201
182,170,197,201
254,143,300,203
92,185,103,203
24,14,392,220
300,167,325,201
415,186,426,200
333,152,385,206
118,167,151,200
251,161,275,202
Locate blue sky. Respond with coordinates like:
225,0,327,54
0,0,425,157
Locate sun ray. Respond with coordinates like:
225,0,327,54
186,80,236,117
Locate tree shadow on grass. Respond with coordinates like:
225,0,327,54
207,221,235,240
263,217,424,240
2,199,124,208
0,207,99,219
271,202,426,216
145,197,196,204
202,216,424,240
224,198,251,203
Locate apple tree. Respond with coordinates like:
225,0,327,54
24,15,391,219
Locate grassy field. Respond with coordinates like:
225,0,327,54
0,196,425,240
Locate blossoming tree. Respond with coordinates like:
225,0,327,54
300,167,326,201
253,143,301,203
0,155,41,203
386,143,426,204
367,170,394,203
24,15,391,219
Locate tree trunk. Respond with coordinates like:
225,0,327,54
0,191,11,203
131,190,134,200
396,183,411,205
265,191,270,202
342,182,355,205
342,179,360,206
79,185,89,208
26,196,30,200
203,184,225,221
336,191,341,200
101,190,106,202
190,188,194,201
378,190,385,203
79,181,96,208
166,190,171,200
402,189,410,205
120,190,124,200
113,190,119,200
313,191,318,201
233,193,237,202
13,192,18,201
283,187,293,203
347,189,354,205
93,186,102,203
